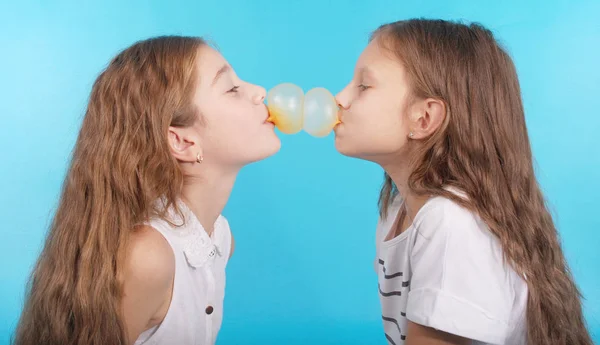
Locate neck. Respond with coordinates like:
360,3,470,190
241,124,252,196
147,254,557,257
181,167,238,235
382,161,429,221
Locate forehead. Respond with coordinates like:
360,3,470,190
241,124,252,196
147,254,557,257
196,46,229,83
355,39,405,81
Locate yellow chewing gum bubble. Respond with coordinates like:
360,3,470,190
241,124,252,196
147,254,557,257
266,83,340,137
267,105,303,135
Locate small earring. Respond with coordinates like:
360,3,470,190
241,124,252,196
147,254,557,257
196,153,203,164
409,132,414,138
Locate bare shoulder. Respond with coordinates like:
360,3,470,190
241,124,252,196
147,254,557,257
124,225,175,287
121,225,175,344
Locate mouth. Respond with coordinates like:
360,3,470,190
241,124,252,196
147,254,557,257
263,112,275,128
334,109,343,127
263,106,275,124
333,116,343,134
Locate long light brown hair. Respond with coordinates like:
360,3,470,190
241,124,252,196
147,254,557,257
13,36,205,345
375,19,592,345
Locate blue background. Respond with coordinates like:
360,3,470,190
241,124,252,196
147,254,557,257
1,0,598,344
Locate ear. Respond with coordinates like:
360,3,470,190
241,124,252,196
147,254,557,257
408,98,446,139
168,126,202,163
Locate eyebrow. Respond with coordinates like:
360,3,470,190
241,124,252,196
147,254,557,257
358,66,375,79
211,64,230,86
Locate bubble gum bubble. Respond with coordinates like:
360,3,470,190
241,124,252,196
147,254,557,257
266,83,304,134
266,83,340,137
303,87,339,138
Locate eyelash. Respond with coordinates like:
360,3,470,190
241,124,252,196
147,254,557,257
228,86,240,93
358,84,370,91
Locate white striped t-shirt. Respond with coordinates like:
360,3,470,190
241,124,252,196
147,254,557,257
375,192,528,345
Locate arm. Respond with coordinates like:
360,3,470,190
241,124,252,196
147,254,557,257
121,226,175,345
406,321,471,345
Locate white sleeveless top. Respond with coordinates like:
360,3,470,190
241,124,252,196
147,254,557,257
134,201,232,345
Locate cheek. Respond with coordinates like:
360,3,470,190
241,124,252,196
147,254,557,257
200,106,248,153
217,111,257,147
353,95,404,133
336,97,407,156
204,104,279,163
207,100,257,134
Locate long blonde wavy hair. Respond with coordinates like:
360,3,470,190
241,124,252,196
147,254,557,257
13,35,205,345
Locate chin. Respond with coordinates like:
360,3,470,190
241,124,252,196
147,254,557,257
334,136,355,157
250,137,281,163
334,134,354,157
335,138,381,162
264,137,282,157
